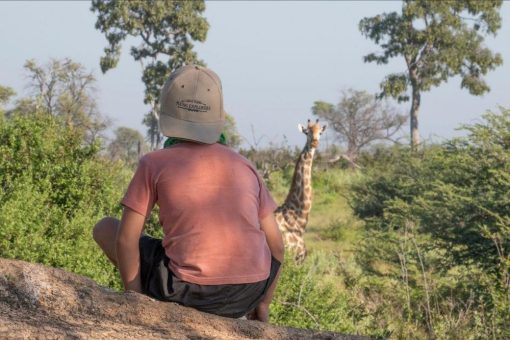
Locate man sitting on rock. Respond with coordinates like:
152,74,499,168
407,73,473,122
92,64,284,322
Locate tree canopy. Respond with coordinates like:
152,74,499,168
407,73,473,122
0,85,16,116
312,89,407,165
107,126,146,167
359,0,503,148
91,0,209,149
22,59,108,144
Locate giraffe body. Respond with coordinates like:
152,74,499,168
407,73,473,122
275,120,326,263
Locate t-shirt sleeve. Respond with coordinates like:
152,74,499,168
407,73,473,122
121,156,156,217
256,171,278,219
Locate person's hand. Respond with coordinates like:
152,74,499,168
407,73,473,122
247,302,270,322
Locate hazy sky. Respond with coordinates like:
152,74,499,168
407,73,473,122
1,1,509,148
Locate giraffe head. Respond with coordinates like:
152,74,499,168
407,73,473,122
298,119,327,149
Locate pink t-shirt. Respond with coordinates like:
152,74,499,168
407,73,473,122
121,142,277,285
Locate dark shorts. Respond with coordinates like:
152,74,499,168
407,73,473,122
139,235,281,318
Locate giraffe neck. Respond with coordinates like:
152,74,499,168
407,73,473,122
282,145,315,222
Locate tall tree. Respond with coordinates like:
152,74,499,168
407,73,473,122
91,0,209,150
23,59,108,143
224,114,242,149
313,89,407,167
359,0,503,148
108,126,146,167
0,85,16,115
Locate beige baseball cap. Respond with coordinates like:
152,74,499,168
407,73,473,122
159,64,226,144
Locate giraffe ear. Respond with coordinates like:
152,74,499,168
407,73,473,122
298,124,307,134
321,124,327,133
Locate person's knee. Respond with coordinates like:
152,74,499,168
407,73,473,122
92,217,117,242
92,219,104,242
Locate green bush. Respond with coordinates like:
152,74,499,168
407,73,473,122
349,109,510,338
271,253,390,338
0,112,131,289
3,108,509,339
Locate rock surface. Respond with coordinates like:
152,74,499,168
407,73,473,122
0,258,368,339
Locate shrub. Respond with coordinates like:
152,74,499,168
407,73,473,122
0,112,131,289
271,253,390,338
349,109,510,338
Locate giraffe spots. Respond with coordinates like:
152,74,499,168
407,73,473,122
288,233,299,244
274,119,326,264
297,217,307,226
282,232,307,263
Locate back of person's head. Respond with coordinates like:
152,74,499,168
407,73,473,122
159,65,226,144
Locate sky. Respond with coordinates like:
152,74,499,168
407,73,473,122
1,1,509,149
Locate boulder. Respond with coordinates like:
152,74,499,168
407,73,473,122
0,258,368,339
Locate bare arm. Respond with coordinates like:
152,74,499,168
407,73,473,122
116,207,145,293
260,213,284,303
249,213,284,322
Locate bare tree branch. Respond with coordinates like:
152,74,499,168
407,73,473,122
313,89,407,166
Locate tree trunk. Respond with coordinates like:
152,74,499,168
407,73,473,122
150,126,155,151
150,116,158,151
153,107,162,150
346,142,358,169
410,84,421,150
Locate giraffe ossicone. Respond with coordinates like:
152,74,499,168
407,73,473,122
274,119,327,263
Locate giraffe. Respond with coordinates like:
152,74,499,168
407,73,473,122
274,119,327,263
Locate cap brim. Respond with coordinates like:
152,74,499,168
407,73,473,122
159,113,225,144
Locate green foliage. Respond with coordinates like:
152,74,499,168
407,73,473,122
108,126,147,168
22,58,108,144
224,114,242,149
320,216,360,243
144,205,164,239
0,112,130,289
0,85,16,114
3,99,509,338
91,0,208,96
360,0,504,146
350,108,510,338
354,109,510,272
141,111,163,150
272,254,389,338
360,0,503,98
91,0,209,149
311,101,334,116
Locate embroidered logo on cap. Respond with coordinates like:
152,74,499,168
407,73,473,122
176,99,210,112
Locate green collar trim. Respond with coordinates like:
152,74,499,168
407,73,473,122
164,133,228,149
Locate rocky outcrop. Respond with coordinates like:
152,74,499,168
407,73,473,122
0,258,367,339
